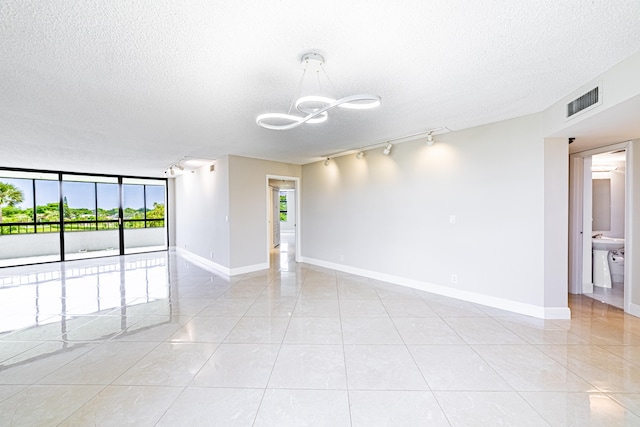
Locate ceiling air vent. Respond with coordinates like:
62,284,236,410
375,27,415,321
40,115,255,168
567,87,599,118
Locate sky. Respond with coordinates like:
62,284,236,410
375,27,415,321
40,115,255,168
0,177,164,210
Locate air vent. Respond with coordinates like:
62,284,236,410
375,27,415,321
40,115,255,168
567,87,599,118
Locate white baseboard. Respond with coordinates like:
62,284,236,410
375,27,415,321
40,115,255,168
174,247,269,276
629,302,640,317
230,262,269,276
175,247,231,275
300,256,571,320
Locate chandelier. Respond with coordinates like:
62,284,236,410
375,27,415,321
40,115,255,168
256,52,381,130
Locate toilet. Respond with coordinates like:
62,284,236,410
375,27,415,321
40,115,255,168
609,250,625,285
592,237,625,288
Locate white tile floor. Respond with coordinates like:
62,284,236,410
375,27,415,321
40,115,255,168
584,281,625,309
1,234,640,426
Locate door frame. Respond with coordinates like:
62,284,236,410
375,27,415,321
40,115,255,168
569,141,633,313
265,175,300,264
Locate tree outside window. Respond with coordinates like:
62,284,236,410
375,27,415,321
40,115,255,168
279,193,287,222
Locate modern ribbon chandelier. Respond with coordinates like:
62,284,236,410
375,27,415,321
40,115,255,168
256,52,381,130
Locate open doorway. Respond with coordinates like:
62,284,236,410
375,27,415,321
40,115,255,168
267,176,299,272
569,143,630,312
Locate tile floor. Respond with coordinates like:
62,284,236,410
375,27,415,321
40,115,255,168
1,235,640,426
584,282,625,310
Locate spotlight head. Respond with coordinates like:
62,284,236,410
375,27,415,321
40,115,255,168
170,167,175,176
175,164,185,171
383,143,392,155
356,150,365,160
426,134,434,146
324,158,330,166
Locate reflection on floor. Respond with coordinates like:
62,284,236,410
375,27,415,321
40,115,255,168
1,250,640,425
270,231,296,272
584,282,624,309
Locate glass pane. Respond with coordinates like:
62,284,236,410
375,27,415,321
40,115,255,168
97,183,119,221
123,185,144,220
124,182,167,254
0,177,33,227
63,180,117,260
62,181,96,225
35,180,60,226
145,185,165,221
0,173,60,266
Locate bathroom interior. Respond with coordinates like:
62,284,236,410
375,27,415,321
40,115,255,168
586,149,626,308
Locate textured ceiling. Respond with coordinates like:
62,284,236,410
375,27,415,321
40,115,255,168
1,1,640,177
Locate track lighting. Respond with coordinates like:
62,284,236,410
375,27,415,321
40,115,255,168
169,167,175,176
175,164,185,171
324,158,330,166
320,127,450,163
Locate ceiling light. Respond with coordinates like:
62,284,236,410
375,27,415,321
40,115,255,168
592,165,617,172
175,164,185,171
383,143,393,155
356,150,365,159
256,52,381,130
426,134,435,146
324,158,330,166
169,167,175,176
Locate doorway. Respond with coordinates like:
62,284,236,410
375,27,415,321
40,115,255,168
569,142,631,312
266,176,300,271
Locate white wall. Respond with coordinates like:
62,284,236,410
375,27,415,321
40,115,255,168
167,178,177,247
174,157,230,269
0,232,60,259
630,141,640,313
173,155,301,274
228,156,301,270
301,114,565,316
544,138,569,309
544,52,640,136
280,190,296,232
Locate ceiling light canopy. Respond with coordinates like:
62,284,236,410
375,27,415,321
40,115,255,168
256,52,381,131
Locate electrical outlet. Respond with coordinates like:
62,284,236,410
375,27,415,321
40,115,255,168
451,274,458,284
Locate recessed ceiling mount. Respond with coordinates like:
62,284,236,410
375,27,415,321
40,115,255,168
256,51,381,131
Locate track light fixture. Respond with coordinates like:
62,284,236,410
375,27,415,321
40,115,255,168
163,156,218,177
320,127,449,164
324,158,330,166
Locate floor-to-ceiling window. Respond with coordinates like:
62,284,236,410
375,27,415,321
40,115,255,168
123,178,167,254
63,175,121,261
0,170,61,266
0,168,167,267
